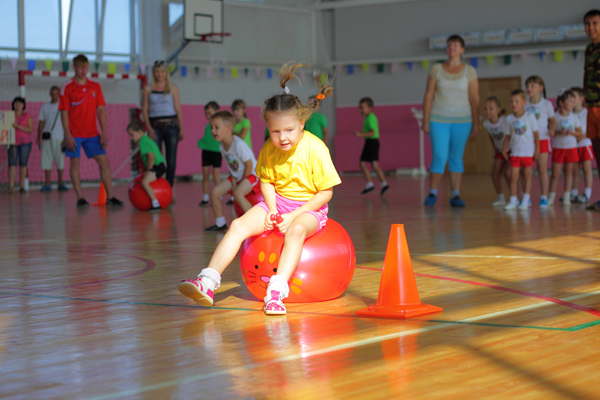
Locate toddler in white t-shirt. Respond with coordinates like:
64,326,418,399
570,87,594,203
483,96,511,207
502,90,540,211
548,90,583,206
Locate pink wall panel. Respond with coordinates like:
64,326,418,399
335,104,431,171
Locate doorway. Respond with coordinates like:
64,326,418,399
463,76,522,174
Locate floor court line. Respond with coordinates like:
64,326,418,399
356,251,600,262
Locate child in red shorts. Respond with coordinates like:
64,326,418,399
570,87,594,203
483,96,510,206
549,90,583,206
503,90,539,211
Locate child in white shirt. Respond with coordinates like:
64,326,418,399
503,90,540,211
549,90,583,206
483,96,511,207
570,87,594,203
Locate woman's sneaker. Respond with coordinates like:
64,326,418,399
492,199,506,207
517,200,528,211
264,290,286,315
539,198,548,209
504,201,517,210
423,193,437,207
449,196,466,207
178,277,214,306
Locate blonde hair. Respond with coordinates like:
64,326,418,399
152,62,172,94
510,89,527,101
211,110,234,127
262,61,333,123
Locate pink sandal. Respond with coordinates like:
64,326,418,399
264,290,286,315
178,277,214,306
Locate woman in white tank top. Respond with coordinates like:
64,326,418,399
142,61,184,187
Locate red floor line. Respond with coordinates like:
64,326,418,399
355,266,600,317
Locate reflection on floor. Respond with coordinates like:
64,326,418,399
1,175,600,399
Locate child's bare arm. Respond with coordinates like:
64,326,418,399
276,188,333,233
355,130,375,138
146,153,155,170
571,127,584,140
533,131,540,161
242,159,253,179
236,127,249,140
502,135,511,160
547,117,556,137
260,181,278,231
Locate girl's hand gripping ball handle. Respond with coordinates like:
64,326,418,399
270,213,284,224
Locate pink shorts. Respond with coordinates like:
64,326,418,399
254,192,329,233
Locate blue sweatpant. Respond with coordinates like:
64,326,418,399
429,121,473,174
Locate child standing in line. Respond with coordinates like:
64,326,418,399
127,121,167,211
503,90,540,211
355,97,389,195
549,90,583,206
232,99,252,150
304,95,329,144
570,87,594,203
198,101,222,206
483,96,511,207
525,76,556,209
179,62,341,315
204,111,259,232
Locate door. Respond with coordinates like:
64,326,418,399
463,76,522,173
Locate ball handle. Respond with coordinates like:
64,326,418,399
270,213,284,224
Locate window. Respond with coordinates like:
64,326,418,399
103,0,131,55
25,0,60,50
169,3,184,26
68,0,96,53
0,0,19,48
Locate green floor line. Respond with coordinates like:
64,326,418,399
1,292,574,331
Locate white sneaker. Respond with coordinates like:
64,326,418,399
504,202,517,210
562,197,571,206
518,200,528,211
577,194,589,203
548,195,555,205
492,199,506,207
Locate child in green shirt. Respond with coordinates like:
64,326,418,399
198,101,222,206
127,121,167,211
304,95,329,144
354,97,389,195
232,99,252,149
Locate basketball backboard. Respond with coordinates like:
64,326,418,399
184,0,225,43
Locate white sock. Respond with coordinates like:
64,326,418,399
267,275,290,299
498,194,505,202
198,267,221,291
203,194,209,202
585,188,592,199
382,181,388,187
365,182,374,189
522,193,530,204
215,216,226,227
571,189,578,197
564,191,571,200
541,195,547,201
509,196,518,204
152,199,160,208
548,192,556,201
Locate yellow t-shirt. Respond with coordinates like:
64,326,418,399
257,130,342,201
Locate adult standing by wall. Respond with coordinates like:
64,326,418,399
584,10,600,211
422,35,480,208
142,60,184,188
60,54,123,208
5,97,33,194
38,86,67,192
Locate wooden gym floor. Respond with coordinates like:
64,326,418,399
1,175,600,399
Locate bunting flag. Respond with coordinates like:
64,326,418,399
347,65,354,74
336,65,343,74
219,67,224,76
572,50,578,60
520,53,528,60
267,68,272,79
27,60,35,71
539,52,544,61
377,63,385,73
10,59,18,70
407,62,413,71
44,60,52,71
244,68,249,77
231,67,238,79
255,67,261,78
124,64,130,73
108,63,117,74
181,66,187,77
470,57,478,68
422,60,429,70
206,67,213,79
194,66,199,76
139,64,147,74
486,56,494,65
168,64,175,73
503,55,512,65
361,63,369,73
62,61,69,72
320,73,327,84
390,62,399,73
554,50,564,62
94,62,100,72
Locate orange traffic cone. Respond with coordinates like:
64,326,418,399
356,224,442,319
92,182,107,206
